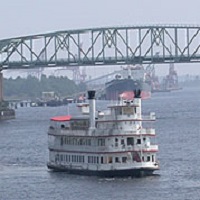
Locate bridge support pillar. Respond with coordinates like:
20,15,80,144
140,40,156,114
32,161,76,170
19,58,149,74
0,72,3,101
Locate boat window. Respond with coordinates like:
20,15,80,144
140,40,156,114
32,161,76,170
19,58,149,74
115,108,122,115
115,157,120,163
127,137,134,145
61,124,65,129
86,139,91,146
70,119,89,130
64,137,66,144
73,138,77,145
121,139,125,145
76,156,80,162
115,138,118,147
88,139,91,146
123,107,134,115
98,138,105,146
137,139,141,144
78,156,81,163
60,137,64,145
142,156,144,162
108,157,113,163
65,155,85,163
66,137,69,144
152,155,154,162
88,156,98,164
49,126,54,130
60,154,63,162
147,156,151,162
55,154,59,162
88,156,91,163
82,139,86,145
122,157,127,163
101,156,104,164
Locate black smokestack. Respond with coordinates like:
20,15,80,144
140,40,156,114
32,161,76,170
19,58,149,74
88,90,96,100
134,89,141,98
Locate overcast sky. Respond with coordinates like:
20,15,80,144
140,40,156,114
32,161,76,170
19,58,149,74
1,0,200,77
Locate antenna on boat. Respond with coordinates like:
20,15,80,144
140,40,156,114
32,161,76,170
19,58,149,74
67,103,70,115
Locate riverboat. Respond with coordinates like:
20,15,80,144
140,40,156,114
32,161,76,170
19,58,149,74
47,90,159,177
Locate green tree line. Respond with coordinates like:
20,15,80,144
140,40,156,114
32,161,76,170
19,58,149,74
3,75,86,100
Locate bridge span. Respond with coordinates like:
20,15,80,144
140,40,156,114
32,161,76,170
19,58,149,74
1,25,200,70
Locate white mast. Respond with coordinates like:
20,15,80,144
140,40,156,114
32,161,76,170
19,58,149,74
134,89,143,163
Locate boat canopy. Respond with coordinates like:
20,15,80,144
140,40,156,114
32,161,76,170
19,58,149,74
50,115,71,122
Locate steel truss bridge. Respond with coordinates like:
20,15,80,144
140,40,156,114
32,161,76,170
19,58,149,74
1,25,200,70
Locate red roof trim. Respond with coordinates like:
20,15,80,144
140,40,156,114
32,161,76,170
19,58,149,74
50,115,71,122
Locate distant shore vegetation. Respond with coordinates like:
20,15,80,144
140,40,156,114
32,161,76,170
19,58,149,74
3,75,86,100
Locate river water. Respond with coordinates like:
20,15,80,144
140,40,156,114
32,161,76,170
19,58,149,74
0,87,200,200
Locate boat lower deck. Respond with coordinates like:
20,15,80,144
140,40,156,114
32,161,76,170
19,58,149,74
47,163,157,177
